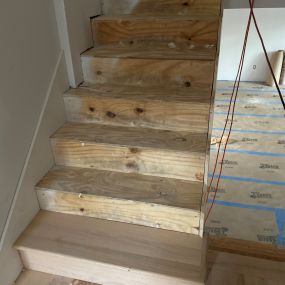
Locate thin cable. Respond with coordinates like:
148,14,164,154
203,2,254,206
205,0,285,224
204,0,254,224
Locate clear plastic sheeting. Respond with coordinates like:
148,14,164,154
206,81,285,247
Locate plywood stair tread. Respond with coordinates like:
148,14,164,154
36,165,203,234
15,211,206,285
37,166,203,210
71,82,211,102
83,44,216,61
95,14,219,21
91,14,219,54
51,122,207,182
76,83,212,103
64,84,212,132
51,122,208,153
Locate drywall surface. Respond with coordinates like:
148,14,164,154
0,0,67,284
217,8,285,81
54,0,101,87
0,0,60,241
224,0,285,9
0,52,68,285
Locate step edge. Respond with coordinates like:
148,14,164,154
92,14,219,21
50,136,206,157
63,87,212,105
36,186,202,213
81,50,216,61
17,247,205,283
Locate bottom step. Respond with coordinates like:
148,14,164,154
15,211,206,285
15,270,96,285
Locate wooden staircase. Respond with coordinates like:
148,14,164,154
15,0,222,284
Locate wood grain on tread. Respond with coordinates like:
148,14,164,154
84,45,216,60
15,211,206,285
102,0,221,16
15,271,95,285
81,56,215,89
51,123,207,181
64,86,211,132
79,82,212,103
37,166,202,210
92,15,219,48
209,236,285,262
36,166,202,234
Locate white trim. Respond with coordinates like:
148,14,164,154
53,0,102,87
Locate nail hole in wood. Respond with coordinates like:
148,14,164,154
183,2,189,6
129,147,140,154
135,107,144,114
126,161,139,171
184,81,191,88
97,71,102,75
89,107,95,113
80,208,85,212
106,111,116,118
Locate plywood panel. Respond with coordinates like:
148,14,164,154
92,15,219,48
51,123,207,181
82,55,215,89
64,85,211,132
36,166,202,234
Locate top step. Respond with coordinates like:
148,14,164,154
102,0,222,16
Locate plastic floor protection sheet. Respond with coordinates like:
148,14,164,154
206,81,285,247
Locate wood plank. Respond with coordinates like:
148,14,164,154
51,123,207,181
102,0,221,16
15,211,206,285
15,270,95,285
209,236,285,262
81,55,215,89
64,85,211,132
37,166,202,210
207,250,285,283
92,15,219,48
36,166,202,234
86,45,216,61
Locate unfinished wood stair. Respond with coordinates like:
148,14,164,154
15,0,222,284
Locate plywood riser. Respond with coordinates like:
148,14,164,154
51,139,206,182
64,92,210,133
18,250,205,285
102,0,221,16
36,188,201,235
92,17,219,48
82,57,215,89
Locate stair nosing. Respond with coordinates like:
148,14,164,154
93,14,219,21
81,46,216,61
63,86,212,105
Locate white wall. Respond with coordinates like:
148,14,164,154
217,8,285,81
0,1,68,284
54,0,101,87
